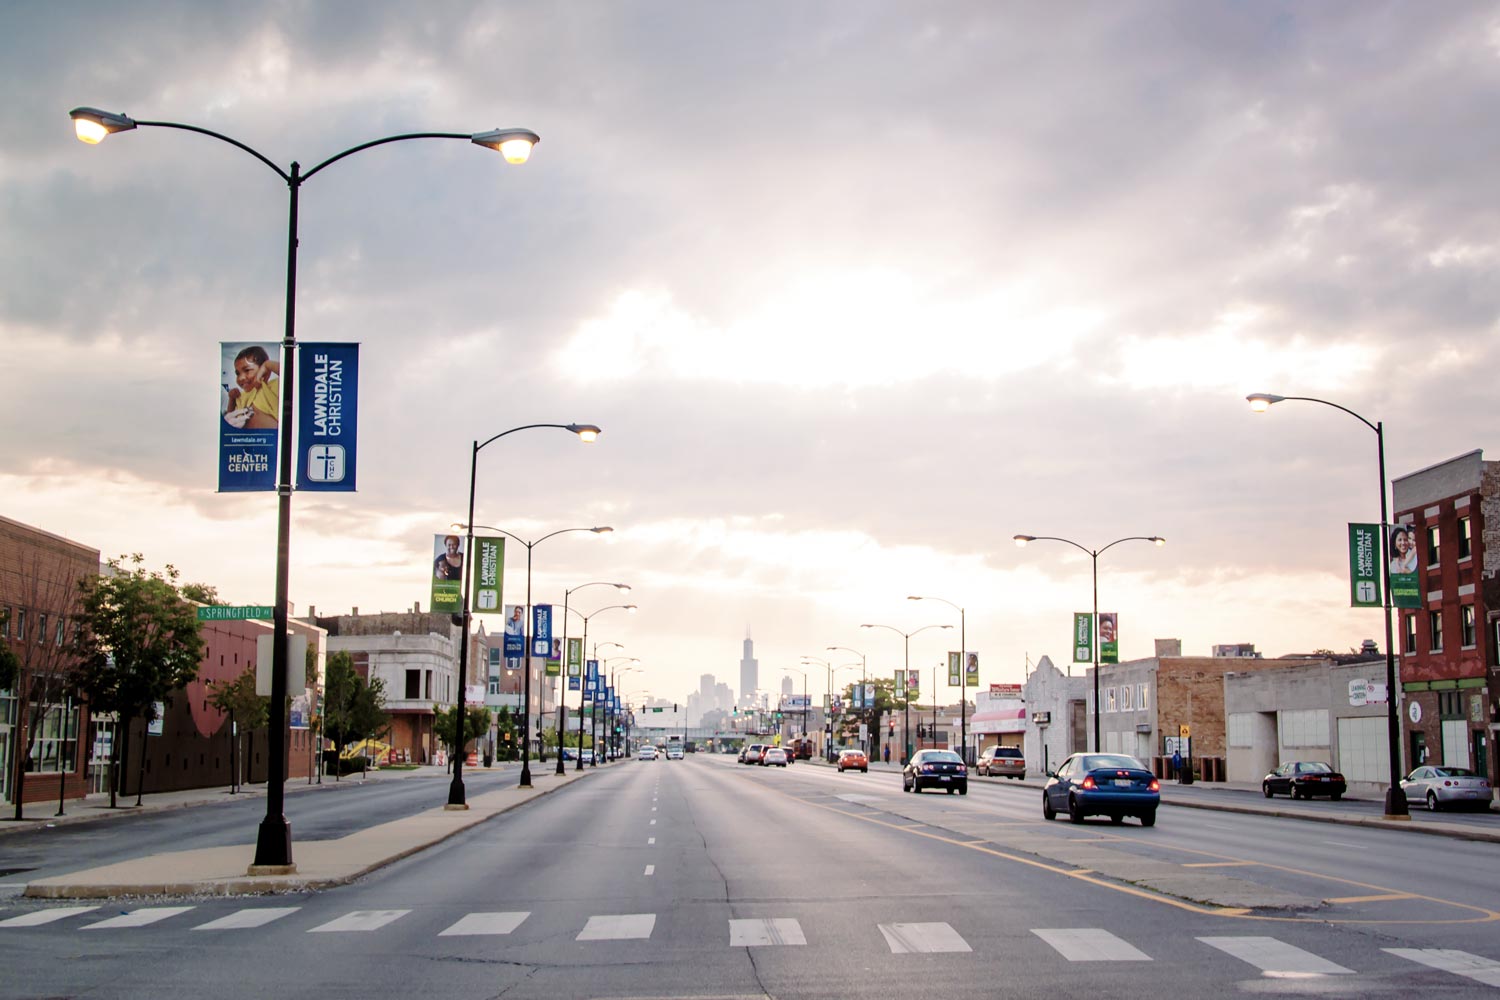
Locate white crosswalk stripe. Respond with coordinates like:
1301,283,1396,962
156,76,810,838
85,907,196,929
577,914,655,940
1387,948,1500,988
1033,928,1150,962
0,906,100,927
730,918,805,946
879,922,971,953
439,911,530,936
1199,936,1351,975
308,910,410,933
193,907,300,931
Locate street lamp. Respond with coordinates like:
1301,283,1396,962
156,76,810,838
591,641,625,765
800,654,837,760
1012,533,1165,754
458,523,612,789
611,664,642,759
71,106,539,871
860,622,953,764
1247,391,1409,820
783,667,808,746
556,585,631,775
827,646,869,754
907,596,969,762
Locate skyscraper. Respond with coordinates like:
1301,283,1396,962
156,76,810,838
739,634,758,708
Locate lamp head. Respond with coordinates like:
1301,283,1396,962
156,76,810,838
625,605,638,613
471,127,541,164
70,107,136,144
1246,393,1284,413
1150,536,1166,546
590,526,613,534
1013,535,1035,547
614,583,631,591
568,423,602,442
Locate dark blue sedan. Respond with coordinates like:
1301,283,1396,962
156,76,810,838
1042,753,1160,826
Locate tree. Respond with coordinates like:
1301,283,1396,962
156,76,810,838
71,555,204,809
841,677,896,761
322,650,388,779
207,665,267,792
432,702,492,769
0,609,17,692
178,582,222,606
495,705,519,760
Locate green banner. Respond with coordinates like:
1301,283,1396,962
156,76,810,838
1386,523,1421,610
1100,613,1118,664
567,637,583,677
948,651,961,686
471,536,505,614
1073,612,1092,662
1348,523,1382,608
431,533,464,614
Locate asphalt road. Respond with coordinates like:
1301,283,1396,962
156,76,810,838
3,754,1499,999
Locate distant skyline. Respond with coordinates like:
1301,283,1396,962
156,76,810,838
5,3,1499,707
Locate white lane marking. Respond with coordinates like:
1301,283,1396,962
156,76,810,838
1199,936,1352,975
652,807,658,811
836,794,881,804
1033,928,1150,962
439,912,530,937
85,907,196,929
193,907,300,931
879,922,971,954
577,914,656,940
0,905,100,927
648,837,656,844
650,819,657,825
644,865,655,876
308,910,410,933
730,918,806,947
1321,840,1360,848
1387,949,1500,987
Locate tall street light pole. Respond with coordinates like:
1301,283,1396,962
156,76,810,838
592,641,624,765
458,523,612,789
1247,392,1409,820
1012,534,1165,754
800,655,834,760
570,614,632,770
861,622,953,765
827,646,868,754
450,426,600,807
783,668,807,746
71,107,540,871
908,596,968,762
611,664,642,758
557,587,632,775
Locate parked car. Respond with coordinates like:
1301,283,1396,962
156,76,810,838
636,746,658,761
902,749,968,794
580,748,595,764
1262,761,1347,800
837,749,869,773
762,747,789,767
666,744,684,760
741,744,767,765
977,745,1026,779
1401,765,1491,811
1043,753,1159,826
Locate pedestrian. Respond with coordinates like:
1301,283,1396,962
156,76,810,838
1172,748,1183,780
883,744,890,763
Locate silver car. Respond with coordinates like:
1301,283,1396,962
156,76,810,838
1400,765,1492,811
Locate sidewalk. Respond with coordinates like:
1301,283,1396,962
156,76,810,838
10,762,593,900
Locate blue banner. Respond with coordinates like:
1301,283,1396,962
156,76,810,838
568,676,580,691
296,342,358,491
532,604,552,656
218,341,280,492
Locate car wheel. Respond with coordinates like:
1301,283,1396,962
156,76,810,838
1140,809,1157,828
1262,783,1273,798
862,767,868,773
1110,814,1124,825
1067,794,1085,824
837,765,844,772
1042,793,1056,820
913,782,923,794
959,786,967,795
1427,791,1440,812
1292,786,1303,800
947,787,955,794
902,778,911,793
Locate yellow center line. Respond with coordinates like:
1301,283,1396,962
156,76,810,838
1325,893,1416,904
1183,861,1257,868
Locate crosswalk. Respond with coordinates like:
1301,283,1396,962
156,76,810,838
1,904,1496,987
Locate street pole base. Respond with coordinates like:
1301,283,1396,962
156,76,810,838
447,776,466,808
251,816,293,869
247,864,298,876
1383,787,1410,820
444,802,471,811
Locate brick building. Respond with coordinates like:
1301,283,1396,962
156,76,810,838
1391,450,1497,787
1,515,97,809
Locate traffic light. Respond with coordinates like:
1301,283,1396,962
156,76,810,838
673,703,678,712
918,723,926,738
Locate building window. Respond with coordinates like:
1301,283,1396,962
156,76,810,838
1438,689,1464,719
405,669,420,699
1,606,10,638
26,698,79,774
1429,610,1444,652
1461,605,1476,648
1403,613,1417,654
1136,683,1149,709
1426,525,1440,567
1457,516,1472,560
1119,684,1133,711
54,617,65,646
15,608,25,641
36,614,47,645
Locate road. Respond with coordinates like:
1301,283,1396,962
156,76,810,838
3,754,1499,998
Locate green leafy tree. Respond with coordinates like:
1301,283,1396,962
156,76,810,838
178,582,222,606
71,555,204,808
433,702,492,769
841,677,896,762
495,705,519,760
207,665,268,791
322,650,388,778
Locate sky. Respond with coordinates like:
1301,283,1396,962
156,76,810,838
4,2,1499,710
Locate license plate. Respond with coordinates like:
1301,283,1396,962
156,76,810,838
940,775,951,781
1114,779,1133,787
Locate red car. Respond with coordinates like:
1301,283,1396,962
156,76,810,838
837,749,869,773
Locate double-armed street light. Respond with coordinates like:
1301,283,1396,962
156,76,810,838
1012,534,1165,754
908,596,970,762
860,622,953,764
611,663,642,758
70,106,540,870
557,586,632,775
1247,392,1408,820
827,646,869,754
458,523,612,789
591,641,625,764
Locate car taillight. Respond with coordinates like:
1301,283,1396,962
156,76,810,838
922,765,935,773
1081,776,1096,790
1148,779,1160,792
1444,780,1453,786
956,766,967,773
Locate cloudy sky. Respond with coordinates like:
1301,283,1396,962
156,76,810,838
4,2,1498,709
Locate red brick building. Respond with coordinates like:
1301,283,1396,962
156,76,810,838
1392,450,1497,786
